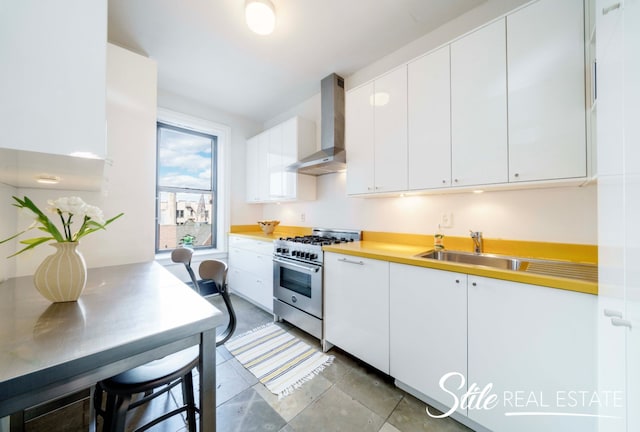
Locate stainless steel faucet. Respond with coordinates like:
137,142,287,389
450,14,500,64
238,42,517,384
470,231,483,253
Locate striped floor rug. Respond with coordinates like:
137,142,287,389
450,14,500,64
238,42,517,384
225,323,334,398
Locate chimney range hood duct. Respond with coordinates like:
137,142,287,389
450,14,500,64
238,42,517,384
288,73,346,176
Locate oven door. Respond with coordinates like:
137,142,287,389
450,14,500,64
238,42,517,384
273,257,322,319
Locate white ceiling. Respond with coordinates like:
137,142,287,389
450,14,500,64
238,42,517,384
108,0,486,123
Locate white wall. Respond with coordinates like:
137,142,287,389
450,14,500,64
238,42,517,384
259,0,597,245
157,90,263,226
263,174,597,244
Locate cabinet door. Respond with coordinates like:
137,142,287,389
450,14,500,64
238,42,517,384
468,276,597,432
346,83,375,195
324,253,389,373
451,20,508,186
507,0,586,182
390,264,467,415
245,136,260,202
1,1,107,158
257,132,270,201
408,46,452,190
374,66,408,193
268,123,285,198
281,117,298,199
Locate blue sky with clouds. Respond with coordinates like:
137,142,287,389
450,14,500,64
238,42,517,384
158,127,213,190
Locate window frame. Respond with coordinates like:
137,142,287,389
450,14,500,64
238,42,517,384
155,108,230,257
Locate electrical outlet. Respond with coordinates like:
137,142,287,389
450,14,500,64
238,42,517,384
300,213,306,222
440,212,453,228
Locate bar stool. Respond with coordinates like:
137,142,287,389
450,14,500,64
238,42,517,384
94,252,236,431
94,346,199,432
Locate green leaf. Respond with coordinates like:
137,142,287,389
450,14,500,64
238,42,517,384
8,237,54,258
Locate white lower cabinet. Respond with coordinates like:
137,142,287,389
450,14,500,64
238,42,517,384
389,264,467,416
324,252,390,373
227,235,273,312
325,255,598,432
467,275,597,432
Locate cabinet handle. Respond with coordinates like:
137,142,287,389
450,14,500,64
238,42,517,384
338,257,365,265
455,279,460,284
514,173,520,178
602,3,621,15
367,187,373,191
611,318,632,329
471,282,477,287
442,179,447,184
454,179,459,183
604,309,623,318
375,186,381,190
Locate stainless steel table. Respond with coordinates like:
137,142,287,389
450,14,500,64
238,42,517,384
0,261,223,431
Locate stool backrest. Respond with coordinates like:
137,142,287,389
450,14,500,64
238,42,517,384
198,260,227,288
170,247,198,290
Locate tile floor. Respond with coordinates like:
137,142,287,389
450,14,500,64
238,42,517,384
208,294,472,432
26,294,473,432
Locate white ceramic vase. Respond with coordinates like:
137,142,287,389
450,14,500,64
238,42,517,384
34,242,87,303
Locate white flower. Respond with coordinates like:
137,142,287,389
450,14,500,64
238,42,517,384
51,196,88,216
84,204,105,225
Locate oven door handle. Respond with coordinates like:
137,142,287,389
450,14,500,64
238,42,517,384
273,257,320,273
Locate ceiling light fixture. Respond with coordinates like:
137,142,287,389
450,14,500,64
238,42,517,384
245,0,276,35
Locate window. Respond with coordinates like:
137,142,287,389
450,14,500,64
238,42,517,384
156,122,217,252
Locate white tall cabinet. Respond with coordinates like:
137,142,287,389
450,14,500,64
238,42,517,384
407,46,452,190
596,0,640,430
507,0,586,182
450,19,508,187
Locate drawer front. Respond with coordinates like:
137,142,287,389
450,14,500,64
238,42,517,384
229,235,274,255
228,267,273,312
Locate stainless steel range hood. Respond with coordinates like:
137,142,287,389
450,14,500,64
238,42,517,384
289,73,346,176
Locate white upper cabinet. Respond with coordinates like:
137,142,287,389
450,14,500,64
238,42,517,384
280,116,317,200
346,67,407,195
408,46,452,190
346,82,375,195
268,124,284,198
507,0,586,182
0,0,107,159
245,116,316,203
373,66,408,193
451,19,508,187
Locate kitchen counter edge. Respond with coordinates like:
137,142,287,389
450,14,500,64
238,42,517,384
322,241,598,296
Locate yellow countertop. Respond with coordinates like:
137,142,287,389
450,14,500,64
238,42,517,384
228,226,598,295
322,241,598,296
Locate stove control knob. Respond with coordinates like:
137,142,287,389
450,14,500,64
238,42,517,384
310,253,318,260
276,247,282,253
282,248,289,254
303,252,310,259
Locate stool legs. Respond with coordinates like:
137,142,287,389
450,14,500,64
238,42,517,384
183,372,197,432
95,370,198,432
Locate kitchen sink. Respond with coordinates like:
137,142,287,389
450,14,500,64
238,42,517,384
417,250,522,271
415,250,598,282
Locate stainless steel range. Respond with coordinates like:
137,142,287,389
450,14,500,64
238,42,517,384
273,228,361,345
